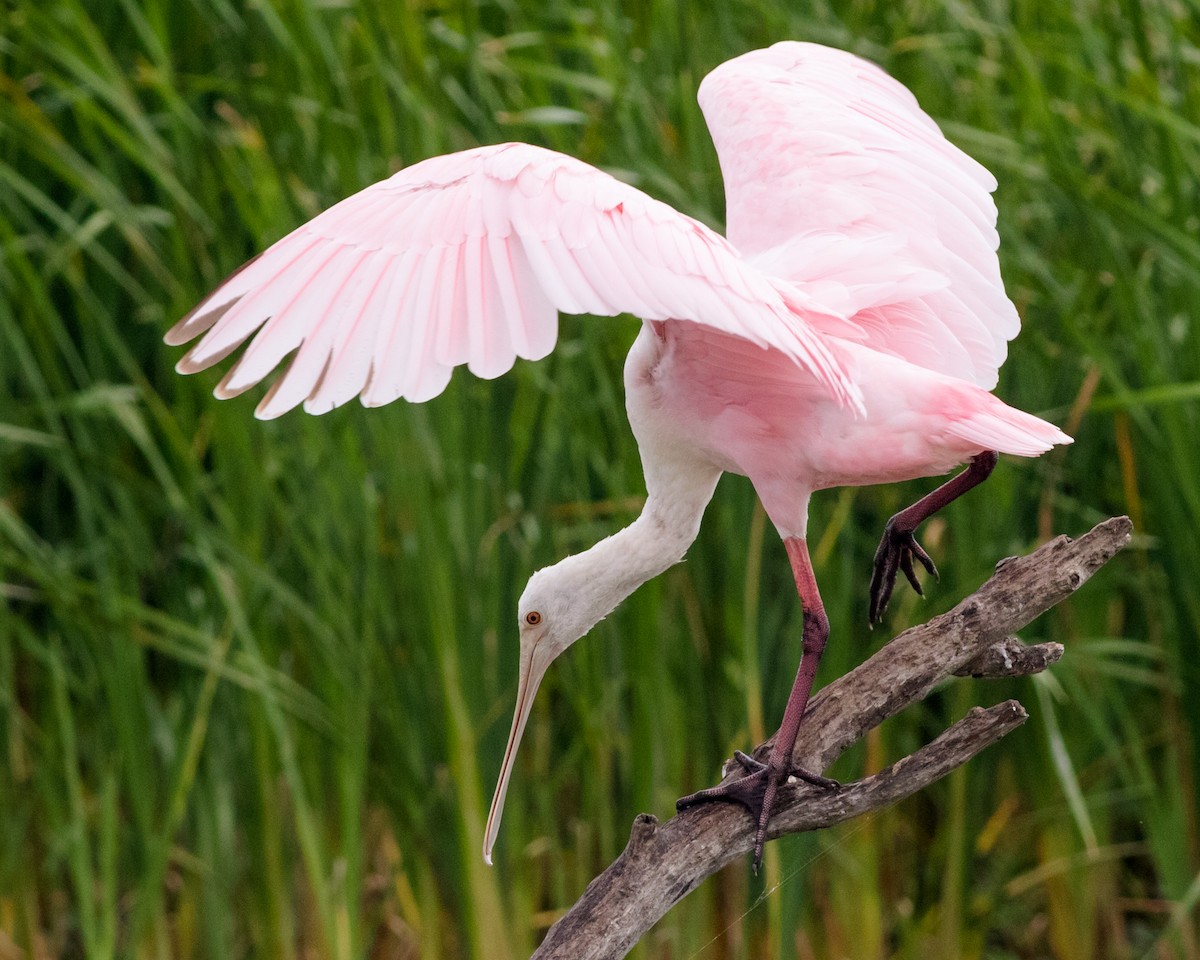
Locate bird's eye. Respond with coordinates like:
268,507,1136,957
524,611,542,626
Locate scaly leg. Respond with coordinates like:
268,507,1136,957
868,450,999,624
677,538,837,872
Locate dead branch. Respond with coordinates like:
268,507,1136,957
532,517,1133,960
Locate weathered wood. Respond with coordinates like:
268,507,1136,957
955,635,1064,678
532,517,1132,960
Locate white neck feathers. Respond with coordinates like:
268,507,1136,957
524,493,709,644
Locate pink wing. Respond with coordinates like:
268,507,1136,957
168,142,861,419
698,42,1017,389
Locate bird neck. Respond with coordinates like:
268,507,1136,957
545,495,707,637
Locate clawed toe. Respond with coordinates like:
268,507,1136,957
676,756,839,871
788,768,840,790
869,522,938,624
730,750,765,775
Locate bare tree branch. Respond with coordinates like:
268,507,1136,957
955,635,1063,678
532,517,1133,960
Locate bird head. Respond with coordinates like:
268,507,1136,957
481,517,684,863
482,563,600,864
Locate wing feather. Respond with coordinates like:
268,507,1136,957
433,243,468,367
499,237,557,359
485,237,534,359
257,249,375,419
476,239,519,379
361,249,423,407
527,234,613,315
403,248,454,403
174,236,325,371
591,214,673,318
304,249,395,413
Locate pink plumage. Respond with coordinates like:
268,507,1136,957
171,141,859,416
169,41,1071,870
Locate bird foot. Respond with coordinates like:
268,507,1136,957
676,751,839,873
869,521,938,624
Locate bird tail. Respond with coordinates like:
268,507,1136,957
943,388,1072,457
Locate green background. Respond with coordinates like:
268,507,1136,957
2,0,1198,957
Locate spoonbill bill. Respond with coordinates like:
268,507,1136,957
168,41,1071,870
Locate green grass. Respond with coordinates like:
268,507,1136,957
2,0,1199,957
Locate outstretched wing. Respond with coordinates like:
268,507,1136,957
698,42,1017,389
169,142,861,419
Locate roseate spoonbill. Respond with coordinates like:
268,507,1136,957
168,41,1071,870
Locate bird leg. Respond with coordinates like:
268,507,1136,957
677,537,838,873
868,449,999,623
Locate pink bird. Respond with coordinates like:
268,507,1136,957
168,41,1071,870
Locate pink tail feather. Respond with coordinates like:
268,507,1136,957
945,390,1071,457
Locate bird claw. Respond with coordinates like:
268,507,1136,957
869,521,938,623
676,753,839,873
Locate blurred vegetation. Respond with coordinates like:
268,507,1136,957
2,0,1199,957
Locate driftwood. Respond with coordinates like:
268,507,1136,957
533,516,1133,960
